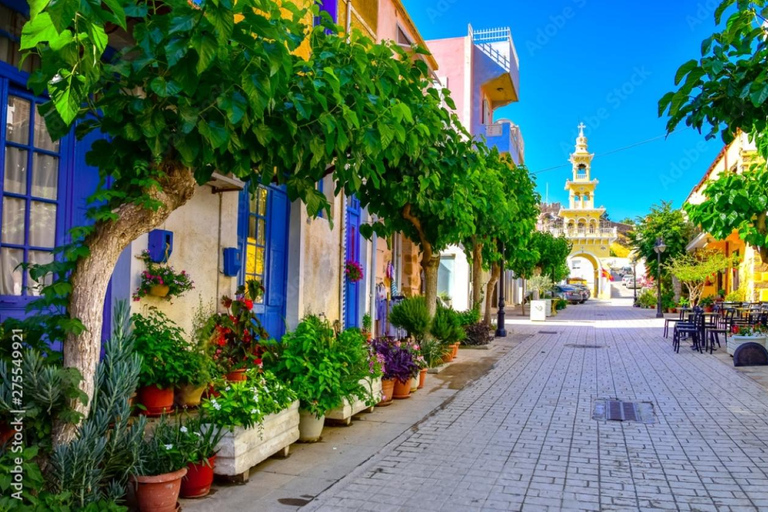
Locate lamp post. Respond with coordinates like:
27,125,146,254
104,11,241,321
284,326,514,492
495,242,507,338
632,256,638,306
654,237,666,318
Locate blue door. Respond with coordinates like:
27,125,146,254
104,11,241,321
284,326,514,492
239,184,290,340
345,195,361,329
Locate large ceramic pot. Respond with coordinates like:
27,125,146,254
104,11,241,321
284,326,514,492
298,410,325,442
393,378,411,399
180,456,216,499
132,467,187,512
378,378,395,406
138,384,174,416
149,284,170,298
451,343,459,359
175,384,207,408
441,347,454,364
418,368,427,389
410,376,418,393
225,369,247,382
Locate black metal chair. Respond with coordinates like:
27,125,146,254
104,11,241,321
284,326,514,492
707,309,735,353
664,308,687,338
673,311,704,353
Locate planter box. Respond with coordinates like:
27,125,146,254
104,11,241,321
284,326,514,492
728,336,767,356
530,300,547,322
326,377,382,425
211,400,300,482
544,299,552,317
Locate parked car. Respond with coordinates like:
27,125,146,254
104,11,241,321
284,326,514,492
621,275,635,287
571,284,590,302
552,285,584,305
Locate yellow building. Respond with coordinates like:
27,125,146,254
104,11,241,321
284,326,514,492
685,131,767,302
540,124,617,299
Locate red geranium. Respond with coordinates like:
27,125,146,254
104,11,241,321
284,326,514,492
209,280,268,372
244,299,254,311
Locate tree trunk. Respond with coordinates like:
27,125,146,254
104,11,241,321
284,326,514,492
520,280,527,316
483,262,500,326
472,241,484,311
422,253,439,319
53,161,197,447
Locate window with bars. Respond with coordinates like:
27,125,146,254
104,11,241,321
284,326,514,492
1,90,60,296
243,185,268,304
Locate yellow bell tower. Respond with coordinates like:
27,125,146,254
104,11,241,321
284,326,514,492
557,123,617,299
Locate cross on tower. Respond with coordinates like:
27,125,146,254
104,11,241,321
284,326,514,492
578,122,586,136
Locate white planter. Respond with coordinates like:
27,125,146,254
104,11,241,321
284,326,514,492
728,335,767,356
530,300,547,322
211,400,299,481
544,299,552,317
298,410,325,442
326,377,382,425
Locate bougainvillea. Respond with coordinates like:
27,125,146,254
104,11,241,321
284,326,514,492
345,260,364,283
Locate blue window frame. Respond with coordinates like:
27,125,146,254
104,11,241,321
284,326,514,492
1,86,62,297
243,185,269,304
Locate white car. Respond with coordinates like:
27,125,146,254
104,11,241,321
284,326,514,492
622,275,636,287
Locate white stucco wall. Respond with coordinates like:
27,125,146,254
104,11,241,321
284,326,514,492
439,245,471,311
126,185,240,337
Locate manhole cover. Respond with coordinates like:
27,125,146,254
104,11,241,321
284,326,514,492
593,400,654,423
564,344,604,348
538,331,559,334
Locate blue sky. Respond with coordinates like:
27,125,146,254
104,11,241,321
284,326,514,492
401,0,725,221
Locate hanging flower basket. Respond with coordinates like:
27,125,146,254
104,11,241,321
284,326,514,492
345,260,364,283
149,284,170,297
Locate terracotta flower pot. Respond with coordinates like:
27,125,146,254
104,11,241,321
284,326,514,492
452,343,459,359
393,378,411,399
132,467,187,512
378,378,395,406
418,368,427,389
225,369,247,382
180,456,216,499
138,384,174,416
149,284,170,297
175,384,207,408
0,422,16,445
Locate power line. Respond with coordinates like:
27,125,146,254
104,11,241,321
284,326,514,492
530,134,670,175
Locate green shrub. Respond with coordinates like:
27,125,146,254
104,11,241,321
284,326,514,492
555,299,567,310
456,307,480,326
430,306,465,345
415,338,448,368
637,288,657,308
389,296,430,340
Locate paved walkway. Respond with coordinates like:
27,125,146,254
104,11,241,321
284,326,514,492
306,298,768,512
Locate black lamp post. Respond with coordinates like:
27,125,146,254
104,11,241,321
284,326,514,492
632,256,638,306
495,242,507,338
654,237,666,318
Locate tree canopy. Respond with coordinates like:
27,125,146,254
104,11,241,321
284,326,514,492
626,202,693,278
666,251,737,305
660,0,768,261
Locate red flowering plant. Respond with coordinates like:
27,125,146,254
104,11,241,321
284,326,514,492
731,324,768,336
210,280,269,373
133,250,194,301
345,260,364,283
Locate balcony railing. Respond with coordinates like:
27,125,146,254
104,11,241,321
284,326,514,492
546,227,618,239
469,25,520,96
480,122,525,165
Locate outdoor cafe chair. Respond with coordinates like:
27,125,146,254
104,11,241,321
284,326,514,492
673,311,705,354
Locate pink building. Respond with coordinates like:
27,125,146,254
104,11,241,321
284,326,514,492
428,25,524,165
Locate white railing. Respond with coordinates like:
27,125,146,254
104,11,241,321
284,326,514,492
469,25,519,72
547,227,618,239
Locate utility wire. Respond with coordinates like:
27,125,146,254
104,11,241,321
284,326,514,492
530,134,670,175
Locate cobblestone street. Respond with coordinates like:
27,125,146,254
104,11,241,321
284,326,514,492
306,298,768,512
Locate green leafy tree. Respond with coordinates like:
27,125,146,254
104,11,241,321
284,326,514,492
659,0,768,262
666,250,737,306
21,0,456,442
626,202,693,279
535,231,571,283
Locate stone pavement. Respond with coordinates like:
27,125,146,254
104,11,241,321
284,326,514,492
305,298,768,512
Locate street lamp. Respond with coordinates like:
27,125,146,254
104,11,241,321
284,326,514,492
632,255,638,305
496,241,507,338
654,237,666,318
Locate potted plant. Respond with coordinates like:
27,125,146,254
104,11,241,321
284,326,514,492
200,369,298,481
372,339,419,400
406,341,429,389
430,306,465,363
678,297,690,310
326,328,383,424
131,417,190,512
177,415,226,498
362,313,373,341
133,309,191,416
388,296,431,342
133,250,194,301
344,260,364,283
262,316,359,442
210,280,269,382
699,295,715,313
729,324,768,356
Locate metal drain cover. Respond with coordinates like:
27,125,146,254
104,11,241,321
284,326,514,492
564,344,604,349
593,400,654,423
538,331,559,334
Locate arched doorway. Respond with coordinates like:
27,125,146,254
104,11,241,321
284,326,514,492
568,252,602,298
